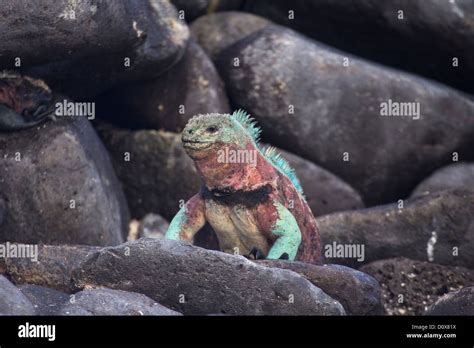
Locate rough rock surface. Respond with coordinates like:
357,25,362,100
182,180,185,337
0,117,129,245
171,0,244,22
96,122,200,220
18,284,70,316
5,0,189,98
73,238,345,315
98,40,230,132
59,288,181,316
217,25,474,205
360,258,474,315
245,0,474,94
0,197,5,226
279,148,364,216
171,0,209,21
424,287,474,316
318,190,474,269
0,244,99,293
191,11,271,61
0,275,36,315
411,163,474,198
256,260,383,315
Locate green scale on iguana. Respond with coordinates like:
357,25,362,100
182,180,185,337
166,110,321,264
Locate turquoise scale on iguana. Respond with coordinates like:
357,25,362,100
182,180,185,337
165,110,321,264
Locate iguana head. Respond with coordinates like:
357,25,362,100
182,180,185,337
182,112,253,159
181,110,272,192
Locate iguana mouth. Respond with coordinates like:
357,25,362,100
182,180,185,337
182,139,214,150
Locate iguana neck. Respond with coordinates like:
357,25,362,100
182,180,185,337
193,141,276,192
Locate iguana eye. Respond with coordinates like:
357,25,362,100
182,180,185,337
206,125,218,133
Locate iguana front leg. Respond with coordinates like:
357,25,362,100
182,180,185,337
257,201,302,261
165,193,206,242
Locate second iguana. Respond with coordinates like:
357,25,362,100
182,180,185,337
165,110,321,264
0,71,55,131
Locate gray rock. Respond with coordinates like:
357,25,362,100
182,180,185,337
278,148,364,216
191,11,271,61
318,190,474,269
171,0,209,21
424,287,474,316
361,258,474,315
59,288,181,316
411,163,474,198
0,197,5,226
0,243,99,293
18,284,69,316
96,123,200,220
72,238,345,315
217,25,474,205
98,40,230,132
0,275,35,315
256,260,383,315
6,0,189,98
171,0,245,22
245,0,474,95
138,213,169,239
0,117,129,245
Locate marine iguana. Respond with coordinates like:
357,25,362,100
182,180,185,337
0,71,55,131
165,110,321,264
